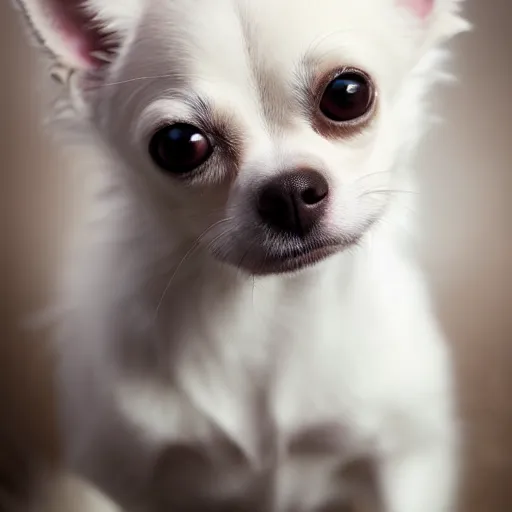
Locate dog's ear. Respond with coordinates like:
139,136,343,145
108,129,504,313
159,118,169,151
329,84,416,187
15,0,142,71
398,0,469,40
399,0,435,19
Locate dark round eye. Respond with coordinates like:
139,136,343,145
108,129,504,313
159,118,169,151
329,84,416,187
319,71,374,122
149,123,213,174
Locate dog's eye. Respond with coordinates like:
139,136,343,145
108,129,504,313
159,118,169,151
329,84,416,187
149,123,213,174
319,71,373,123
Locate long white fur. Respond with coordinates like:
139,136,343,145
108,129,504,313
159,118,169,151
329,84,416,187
16,0,468,510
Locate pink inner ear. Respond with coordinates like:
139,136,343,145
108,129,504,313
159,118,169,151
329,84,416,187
399,0,435,19
47,0,115,69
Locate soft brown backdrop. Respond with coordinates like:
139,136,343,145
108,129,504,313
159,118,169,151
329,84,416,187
1,0,510,510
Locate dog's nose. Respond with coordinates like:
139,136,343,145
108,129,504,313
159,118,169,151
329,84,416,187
257,170,329,236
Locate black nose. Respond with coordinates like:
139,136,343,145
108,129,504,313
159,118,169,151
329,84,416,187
257,170,329,236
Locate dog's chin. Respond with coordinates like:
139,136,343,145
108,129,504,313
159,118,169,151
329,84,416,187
214,237,361,277
248,244,344,276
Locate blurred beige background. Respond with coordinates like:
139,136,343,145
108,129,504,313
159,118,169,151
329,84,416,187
0,0,510,510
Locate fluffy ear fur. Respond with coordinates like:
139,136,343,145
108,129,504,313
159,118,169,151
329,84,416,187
399,0,469,41
14,0,141,70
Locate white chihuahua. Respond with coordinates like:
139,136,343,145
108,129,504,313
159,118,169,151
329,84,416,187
16,0,468,511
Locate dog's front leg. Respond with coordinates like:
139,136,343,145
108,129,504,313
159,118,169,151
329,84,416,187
378,431,458,512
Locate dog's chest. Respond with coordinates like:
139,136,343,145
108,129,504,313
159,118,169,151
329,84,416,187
168,294,362,456
142,318,379,511
149,419,371,512
108,270,396,510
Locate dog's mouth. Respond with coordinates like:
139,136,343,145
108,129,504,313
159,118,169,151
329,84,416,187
230,233,366,276
253,244,342,275
211,230,366,276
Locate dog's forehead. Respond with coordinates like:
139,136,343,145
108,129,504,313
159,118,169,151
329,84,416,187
133,0,399,82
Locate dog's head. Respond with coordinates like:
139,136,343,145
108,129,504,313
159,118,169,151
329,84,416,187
17,0,467,274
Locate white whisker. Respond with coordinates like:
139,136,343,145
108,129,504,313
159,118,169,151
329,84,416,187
153,218,233,322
